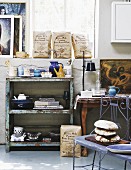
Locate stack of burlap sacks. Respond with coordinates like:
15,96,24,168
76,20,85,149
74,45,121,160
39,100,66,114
60,125,81,157
33,31,92,59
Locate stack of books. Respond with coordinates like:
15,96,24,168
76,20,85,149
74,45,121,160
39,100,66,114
33,98,63,110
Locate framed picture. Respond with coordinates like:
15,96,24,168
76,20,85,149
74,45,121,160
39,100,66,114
0,0,30,53
14,15,22,54
100,59,131,94
0,15,14,57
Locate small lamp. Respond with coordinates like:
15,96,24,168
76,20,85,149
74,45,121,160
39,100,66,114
86,61,96,71
82,51,96,91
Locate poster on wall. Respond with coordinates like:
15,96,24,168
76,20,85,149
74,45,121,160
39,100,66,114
100,60,131,94
0,0,29,54
14,16,22,54
0,15,14,57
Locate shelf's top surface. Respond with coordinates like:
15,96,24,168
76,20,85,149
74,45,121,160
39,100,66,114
6,77,74,81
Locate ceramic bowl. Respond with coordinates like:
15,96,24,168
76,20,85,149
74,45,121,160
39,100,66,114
26,132,42,140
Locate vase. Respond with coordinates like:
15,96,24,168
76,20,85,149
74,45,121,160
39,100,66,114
49,61,62,77
108,86,120,96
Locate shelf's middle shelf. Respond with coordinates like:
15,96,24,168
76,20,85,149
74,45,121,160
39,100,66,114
9,109,72,114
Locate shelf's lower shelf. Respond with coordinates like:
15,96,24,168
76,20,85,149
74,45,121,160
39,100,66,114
10,141,60,147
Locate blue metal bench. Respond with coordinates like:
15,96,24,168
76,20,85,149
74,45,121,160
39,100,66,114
73,135,131,170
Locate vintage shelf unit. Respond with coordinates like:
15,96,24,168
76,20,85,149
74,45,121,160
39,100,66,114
5,77,74,152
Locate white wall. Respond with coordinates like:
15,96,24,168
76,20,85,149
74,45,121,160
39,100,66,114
99,0,131,59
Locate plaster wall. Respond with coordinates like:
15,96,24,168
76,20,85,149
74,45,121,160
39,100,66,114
0,0,131,143
99,0,131,59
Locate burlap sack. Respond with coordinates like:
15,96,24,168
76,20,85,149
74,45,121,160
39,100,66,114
72,33,92,58
52,32,72,59
33,31,51,58
60,125,81,157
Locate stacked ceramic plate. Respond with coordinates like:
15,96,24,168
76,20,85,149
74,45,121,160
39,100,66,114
94,120,120,144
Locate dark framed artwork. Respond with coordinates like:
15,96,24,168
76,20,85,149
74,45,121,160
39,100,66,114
0,0,29,53
14,15,22,54
100,59,131,94
0,15,14,57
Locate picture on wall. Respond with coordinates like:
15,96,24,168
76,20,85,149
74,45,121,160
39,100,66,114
0,15,14,57
100,59,131,94
0,1,27,52
14,15,22,54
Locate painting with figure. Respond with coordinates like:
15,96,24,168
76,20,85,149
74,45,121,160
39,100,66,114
0,2,26,52
0,15,14,57
100,60,131,94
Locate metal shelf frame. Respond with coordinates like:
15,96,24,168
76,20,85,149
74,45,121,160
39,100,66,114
5,77,74,152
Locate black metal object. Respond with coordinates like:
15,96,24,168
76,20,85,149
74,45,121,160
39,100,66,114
11,99,34,109
63,90,70,109
82,51,96,91
82,51,85,91
86,61,96,71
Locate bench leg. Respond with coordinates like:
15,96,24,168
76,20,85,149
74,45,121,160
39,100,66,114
92,151,96,170
97,152,107,170
99,153,102,170
73,141,76,170
73,144,96,170
124,160,127,170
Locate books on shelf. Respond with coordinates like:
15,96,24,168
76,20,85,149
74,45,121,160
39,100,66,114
33,105,63,110
34,98,63,110
34,101,59,106
39,98,55,102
